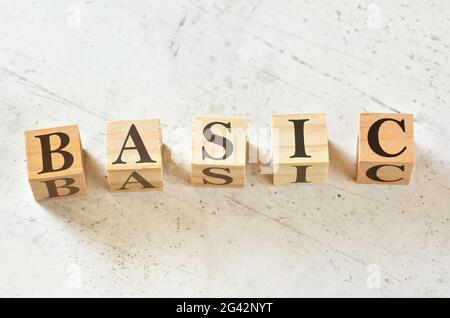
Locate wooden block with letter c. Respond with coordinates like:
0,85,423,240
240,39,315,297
357,113,414,185
191,116,247,187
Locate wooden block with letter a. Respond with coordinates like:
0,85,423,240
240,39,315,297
106,119,163,192
357,113,414,185
191,116,247,187
272,113,329,185
24,124,87,201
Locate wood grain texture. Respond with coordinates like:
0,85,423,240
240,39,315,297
106,119,163,191
272,113,329,184
191,116,247,187
357,113,414,184
24,124,87,201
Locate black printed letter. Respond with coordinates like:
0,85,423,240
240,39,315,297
368,118,406,157
292,165,311,183
113,124,156,164
202,122,234,160
289,119,311,158
35,133,74,174
42,178,79,198
118,171,156,190
202,167,233,185
366,164,405,182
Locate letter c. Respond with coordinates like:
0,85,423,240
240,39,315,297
366,164,405,182
368,118,407,157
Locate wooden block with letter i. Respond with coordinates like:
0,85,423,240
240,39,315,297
357,113,414,185
272,113,329,185
24,124,87,201
191,116,247,187
106,119,163,192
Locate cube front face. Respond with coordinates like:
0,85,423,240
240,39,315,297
272,113,329,185
106,119,163,192
24,124,87,201
273,163,328,185
107,169,163,191
29,175,87,201
191,116,247,187
357,113,414,185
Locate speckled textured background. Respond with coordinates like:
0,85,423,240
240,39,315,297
0,0,449,297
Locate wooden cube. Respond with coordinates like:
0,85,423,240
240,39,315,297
191,116,247,187
272,113,329,185
24,124,87,201
106,119,163,192
357,113,414,185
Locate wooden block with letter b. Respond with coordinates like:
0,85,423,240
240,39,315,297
357,113,414,185
106,119,163,192
191,116,247,187
24,124,87,201
272,113,329,185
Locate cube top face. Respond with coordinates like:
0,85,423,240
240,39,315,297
272,113,328,166
191,116,247,167
358,113,414,164
24,124,84,181
106,119,162,171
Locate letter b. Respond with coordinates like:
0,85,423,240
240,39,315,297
35,132,74,174
25,125,87,201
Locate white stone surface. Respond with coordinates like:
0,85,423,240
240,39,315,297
0,0,449,297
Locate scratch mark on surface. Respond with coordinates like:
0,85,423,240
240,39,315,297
0,99,18,111
0,67,105,120
252,65,326,100
161,262,205,280
30,92,82,108
1,68,79,107
0,209,128,253
89,217,109,229
224,195,405,283
290,55,401,113
173,45,180,58
170,12,188,56
236,14,449,94
366,96,400,113
226,197,357,263
251,0,262,13
326,184,448,224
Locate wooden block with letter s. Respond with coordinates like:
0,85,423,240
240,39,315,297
357,113,414,185
191,116,247,187
106,119,163,192
272,113,329,185
24,124,87,201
